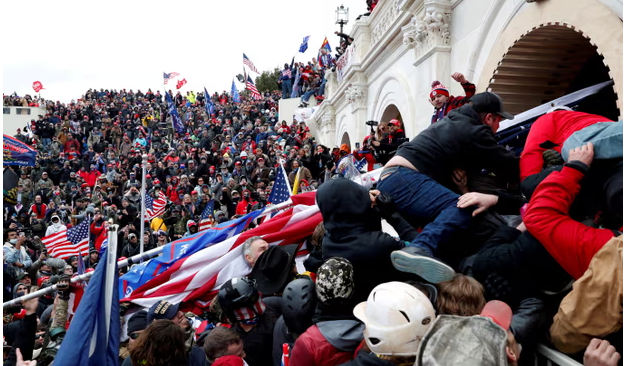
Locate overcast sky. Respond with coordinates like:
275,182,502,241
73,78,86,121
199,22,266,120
3,0,367,103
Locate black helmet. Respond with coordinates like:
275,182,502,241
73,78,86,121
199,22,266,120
218,277,259,323
281,278,316,335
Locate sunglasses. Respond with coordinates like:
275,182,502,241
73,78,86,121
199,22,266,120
129,332,142,340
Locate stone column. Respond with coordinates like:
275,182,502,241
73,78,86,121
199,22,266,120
346,84,368,143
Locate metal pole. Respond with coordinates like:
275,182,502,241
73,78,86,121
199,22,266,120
139,154,147,256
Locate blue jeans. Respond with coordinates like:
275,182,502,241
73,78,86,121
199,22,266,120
377,167,473,254
282,79,292,99
42,138,51,147
562,121,622,161
301,89,317,103
319,79,327,96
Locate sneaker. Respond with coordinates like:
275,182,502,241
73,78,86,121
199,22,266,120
391,246,456,284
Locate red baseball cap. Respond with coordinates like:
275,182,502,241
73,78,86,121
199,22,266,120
388,119,401,127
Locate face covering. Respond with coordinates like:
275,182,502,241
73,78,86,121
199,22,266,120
53,222,61,229
9,239,18,244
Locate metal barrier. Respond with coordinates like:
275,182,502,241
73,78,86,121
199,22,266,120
537,344,582,366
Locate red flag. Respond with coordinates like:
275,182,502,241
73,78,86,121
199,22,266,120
176,78,187,90
122,196,321,312
32,81,45,93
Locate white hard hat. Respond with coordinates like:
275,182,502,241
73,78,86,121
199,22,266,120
353,282,436,356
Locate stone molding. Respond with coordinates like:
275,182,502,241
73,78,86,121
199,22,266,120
402,1,452,64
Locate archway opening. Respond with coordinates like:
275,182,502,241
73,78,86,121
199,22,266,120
380,104,403,125
488,24,619,120
340,132,351,150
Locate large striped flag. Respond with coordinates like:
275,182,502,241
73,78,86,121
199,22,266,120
199,200,215,232
246,76,262,100
42,218,90,259
121,193,319,312
145,191,167,220
119,208,265,300
243,53,259,73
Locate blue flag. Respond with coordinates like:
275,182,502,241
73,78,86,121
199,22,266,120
299,35,310,53
204,87,215,116
3,135,37,166
53,247,119,366
165,92,185,134
120,209,264,299
231,79,240,103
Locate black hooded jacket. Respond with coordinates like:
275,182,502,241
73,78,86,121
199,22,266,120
317,179,415,303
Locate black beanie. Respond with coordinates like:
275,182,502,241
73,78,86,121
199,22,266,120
127,310,148,335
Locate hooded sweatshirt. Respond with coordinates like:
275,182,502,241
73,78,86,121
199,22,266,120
316,178,412,303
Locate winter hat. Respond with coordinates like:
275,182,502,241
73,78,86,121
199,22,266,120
316,257,354,305
127,310,148,334
430,81,449,100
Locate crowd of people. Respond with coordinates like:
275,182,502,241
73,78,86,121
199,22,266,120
3,67,623,366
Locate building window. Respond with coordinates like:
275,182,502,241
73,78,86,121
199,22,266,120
3,108,9,115
15,108,30,115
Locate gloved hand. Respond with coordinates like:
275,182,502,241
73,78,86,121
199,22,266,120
56,274,72,301
542,149,564,169
375,193,398,220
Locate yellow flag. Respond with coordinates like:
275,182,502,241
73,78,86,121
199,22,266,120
292,168,302,195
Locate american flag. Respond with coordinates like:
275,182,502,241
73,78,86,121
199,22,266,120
146,191,167,220
163,72,180,85
282,68,292,79
42,218,90,260
246,76,262,100
121,193,320,312
199,200,215,232
243,53,259,74
268,164,291,205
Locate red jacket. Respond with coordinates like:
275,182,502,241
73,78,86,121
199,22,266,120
520,111,610,180
235,199,256,216
64,138,81,153
290,325,355,366
79,169,101,187
524,165,614,279
352,149,375,172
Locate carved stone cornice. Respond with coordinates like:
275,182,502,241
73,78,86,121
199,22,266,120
345,85,367,110
402,0,452,65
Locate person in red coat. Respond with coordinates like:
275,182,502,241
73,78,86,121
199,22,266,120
63,133,81,152
524,143,617,280
520,109,613,181
430,72,476,124
79,165,102,187
352,136,376,172
235,190,257,215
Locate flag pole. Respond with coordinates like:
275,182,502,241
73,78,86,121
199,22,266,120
104,222,119,340
139,154,147,256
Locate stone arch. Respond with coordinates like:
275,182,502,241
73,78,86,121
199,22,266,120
370,74,414,136
340,132,351,150
487,24,619,119
335,114,350,149
473,0,622,116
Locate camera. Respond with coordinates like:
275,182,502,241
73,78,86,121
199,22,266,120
365,120,379,127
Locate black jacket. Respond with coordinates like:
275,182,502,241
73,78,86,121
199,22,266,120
317,179,416,303
395,105,519,190
471,225,572,306
341,351,396,366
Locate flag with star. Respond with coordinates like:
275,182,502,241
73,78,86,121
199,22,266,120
268,163,292,205
42,218,90,260
199,200,215,232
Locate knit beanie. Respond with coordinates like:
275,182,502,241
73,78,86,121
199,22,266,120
430,81,449,100
127,310,148,334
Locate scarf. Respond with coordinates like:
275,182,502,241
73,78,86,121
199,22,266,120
233,297,265,324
